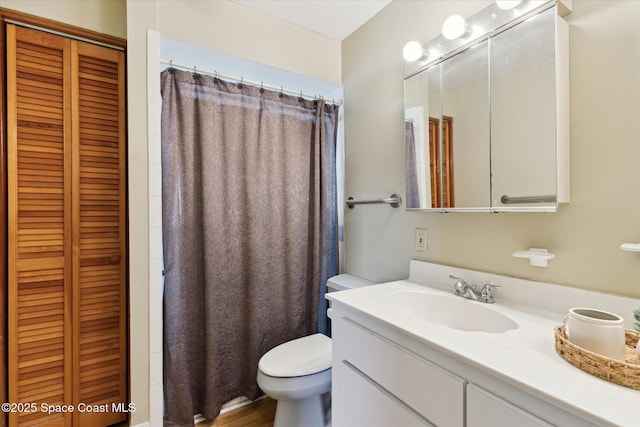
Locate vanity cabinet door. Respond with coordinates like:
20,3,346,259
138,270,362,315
332,315,465,427
333,360,433,427
467,384,553,427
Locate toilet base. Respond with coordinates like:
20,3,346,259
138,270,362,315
274,394,328,427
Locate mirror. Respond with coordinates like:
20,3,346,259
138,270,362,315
490,7,557,210
404,3,569,212
442,40,489,209
405,65,440,209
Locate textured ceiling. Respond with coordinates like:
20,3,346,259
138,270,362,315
230,0,392,41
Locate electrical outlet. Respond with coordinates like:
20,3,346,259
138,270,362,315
415,228,427,252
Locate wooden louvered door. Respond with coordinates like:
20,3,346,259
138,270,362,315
7,24,127,427
7,24,73,427
71,40,126,427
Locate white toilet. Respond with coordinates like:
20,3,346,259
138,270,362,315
256,274,375,427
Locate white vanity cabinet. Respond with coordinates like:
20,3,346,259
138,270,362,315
330,302,603,427
328,262,640,426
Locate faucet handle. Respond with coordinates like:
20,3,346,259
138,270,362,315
449,275,466,285
480,282,501,303
449,275,469,294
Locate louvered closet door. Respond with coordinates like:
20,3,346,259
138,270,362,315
71,40,126,427
7,25,73,427
8,24,127,427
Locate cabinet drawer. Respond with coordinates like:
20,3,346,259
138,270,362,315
467,384,554,427
333,360,433,427
333,316,465,427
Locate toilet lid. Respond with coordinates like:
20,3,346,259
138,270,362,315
259,333,332,377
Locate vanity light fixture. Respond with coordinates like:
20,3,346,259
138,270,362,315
442,14,470,40
402,41,428,62
403,0,552,70
496,0,524,10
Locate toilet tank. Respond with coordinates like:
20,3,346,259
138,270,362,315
326,274,375,293
325,275,375,329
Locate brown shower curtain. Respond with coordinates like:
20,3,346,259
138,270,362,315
405,121,420,208
161,68,339,426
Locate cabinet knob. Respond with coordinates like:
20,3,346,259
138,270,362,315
109,254,121,264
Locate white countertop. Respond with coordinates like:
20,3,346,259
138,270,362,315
327,262,640,427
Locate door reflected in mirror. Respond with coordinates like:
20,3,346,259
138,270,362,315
428,116,453,208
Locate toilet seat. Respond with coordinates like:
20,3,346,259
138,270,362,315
259,333,331,377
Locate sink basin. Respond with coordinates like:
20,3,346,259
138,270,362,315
389,291,518,333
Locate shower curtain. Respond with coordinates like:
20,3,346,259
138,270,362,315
405,121,420,208
161,68,339,426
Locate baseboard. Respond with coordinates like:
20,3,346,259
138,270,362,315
193,395,268,424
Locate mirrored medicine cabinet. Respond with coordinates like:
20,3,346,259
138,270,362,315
404,1,570,212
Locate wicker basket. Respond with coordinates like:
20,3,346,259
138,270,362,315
554,317,640,390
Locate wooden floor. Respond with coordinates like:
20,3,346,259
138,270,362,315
197,398,276,427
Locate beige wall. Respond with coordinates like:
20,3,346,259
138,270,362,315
342,0,640,298
155,1,340,85
0,0,126,38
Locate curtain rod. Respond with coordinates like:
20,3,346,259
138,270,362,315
160,58,342,105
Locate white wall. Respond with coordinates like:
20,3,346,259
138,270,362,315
342,0,640,298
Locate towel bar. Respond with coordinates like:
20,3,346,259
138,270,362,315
501,194,556,204
346,194,402,209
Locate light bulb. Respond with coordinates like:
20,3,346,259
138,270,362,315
442,15,468,40
496,0,523,10
402,41,426,62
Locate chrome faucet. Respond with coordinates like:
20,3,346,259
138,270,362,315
449,275,501,304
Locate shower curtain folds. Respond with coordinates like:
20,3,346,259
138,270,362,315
161,68,339,426
405,121,420,208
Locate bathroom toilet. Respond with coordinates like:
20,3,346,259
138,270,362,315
256,274,375,427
